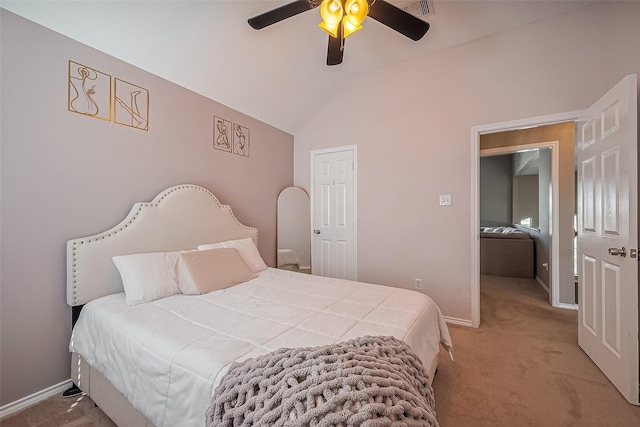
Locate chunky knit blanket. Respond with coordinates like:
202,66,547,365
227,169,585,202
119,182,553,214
206,335,439,427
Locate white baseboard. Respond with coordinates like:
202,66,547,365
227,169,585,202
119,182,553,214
0,379,72,420
535,277,577,310
443,316,474,327
535,276,550,293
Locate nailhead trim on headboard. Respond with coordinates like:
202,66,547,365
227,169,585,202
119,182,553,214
68,184,259,305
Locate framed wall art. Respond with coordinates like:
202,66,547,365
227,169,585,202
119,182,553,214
213,116,233,153
232,123,250,157
213,116,250,157
114,78,149,130
68,61,111,121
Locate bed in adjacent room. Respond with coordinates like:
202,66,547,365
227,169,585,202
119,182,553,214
479,226,535,278
67,184,452,427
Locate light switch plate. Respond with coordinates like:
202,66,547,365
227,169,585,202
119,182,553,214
439,194,452,206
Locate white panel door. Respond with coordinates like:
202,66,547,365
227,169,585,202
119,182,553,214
311,147,356,280
577,74,638,404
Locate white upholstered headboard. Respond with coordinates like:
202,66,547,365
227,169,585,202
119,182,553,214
67,184,258,306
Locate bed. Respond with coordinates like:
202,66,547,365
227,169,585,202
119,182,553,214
67,184,452,427
479,226,535,278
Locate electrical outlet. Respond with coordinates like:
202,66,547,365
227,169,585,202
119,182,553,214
414,278,423,290
439,194,452,206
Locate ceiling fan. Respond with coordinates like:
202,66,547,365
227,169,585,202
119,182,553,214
248,0,430,66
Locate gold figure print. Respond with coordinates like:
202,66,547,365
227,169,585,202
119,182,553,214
114,78,149,131
213,116,232,153
233,123,250,157
68,61,111,121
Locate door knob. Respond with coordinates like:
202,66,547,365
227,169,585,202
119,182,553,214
314,229,321,234
608,247,627,257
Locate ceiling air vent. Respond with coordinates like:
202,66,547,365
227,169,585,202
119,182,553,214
390,0,434,18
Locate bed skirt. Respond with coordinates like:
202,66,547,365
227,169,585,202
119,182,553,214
480,237,535,278
72,353,155,427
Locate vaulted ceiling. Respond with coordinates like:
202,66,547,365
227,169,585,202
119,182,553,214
2,0,595,133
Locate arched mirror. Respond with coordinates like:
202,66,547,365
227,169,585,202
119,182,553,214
277,187,311,273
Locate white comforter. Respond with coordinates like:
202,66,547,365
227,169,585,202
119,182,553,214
70,268,452,427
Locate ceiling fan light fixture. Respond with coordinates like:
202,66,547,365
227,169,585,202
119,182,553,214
345,0,368,24
319,0,344,38
342,17,363,38
248,0,430,65
343,0,368,38
319,21,340,38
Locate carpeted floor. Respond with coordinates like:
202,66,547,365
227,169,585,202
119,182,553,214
431,275,640,426
0,392,115,427
2,275,639,426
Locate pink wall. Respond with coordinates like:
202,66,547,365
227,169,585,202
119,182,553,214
294,2,640,322
0,10,293,406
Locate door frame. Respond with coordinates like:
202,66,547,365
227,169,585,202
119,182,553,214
470,111,582,327
310,144,358,280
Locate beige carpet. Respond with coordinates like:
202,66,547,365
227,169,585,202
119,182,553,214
2,275,639,426
0,392,115,427
431,275,640,427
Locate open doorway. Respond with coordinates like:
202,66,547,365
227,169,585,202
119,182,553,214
470,115,578,327
480,145,554,295
471,75,638,404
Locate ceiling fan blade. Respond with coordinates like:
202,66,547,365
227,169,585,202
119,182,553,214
248,0,317,30
327,26,344,66
367,0,430,41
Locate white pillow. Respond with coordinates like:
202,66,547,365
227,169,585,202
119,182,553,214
172,248,256,295
197,242,224,251
198,237,267,273
112,251,184,305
